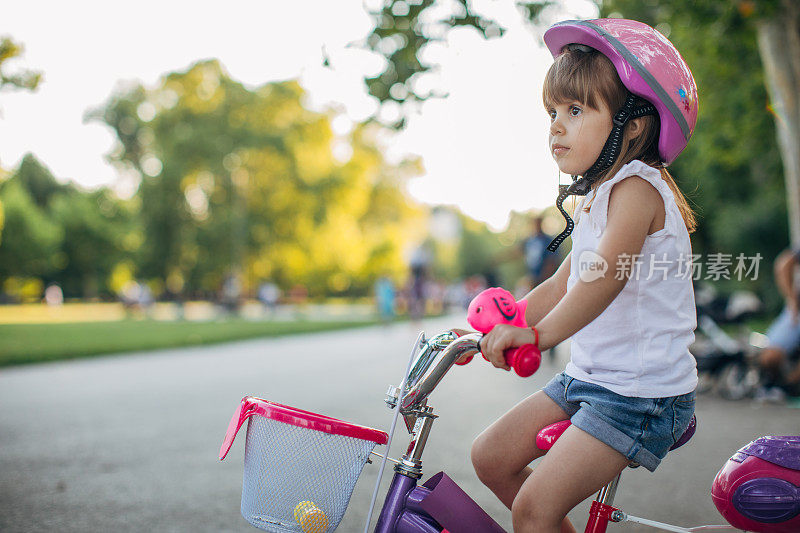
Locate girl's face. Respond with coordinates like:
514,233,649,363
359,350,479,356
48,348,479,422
547,100,613,176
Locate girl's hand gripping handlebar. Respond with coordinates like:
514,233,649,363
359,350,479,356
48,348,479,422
483,342,541,377
455,287,542,377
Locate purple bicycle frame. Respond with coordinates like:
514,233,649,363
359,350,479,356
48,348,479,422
373,469,507,533
374,472,439,533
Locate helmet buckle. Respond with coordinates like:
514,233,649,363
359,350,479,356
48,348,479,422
613,107,631,127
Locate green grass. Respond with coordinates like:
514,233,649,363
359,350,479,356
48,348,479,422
719,316,776,337
745,316,774,335
0,318,381,367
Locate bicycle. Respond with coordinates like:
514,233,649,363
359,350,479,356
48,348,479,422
220,329,800,533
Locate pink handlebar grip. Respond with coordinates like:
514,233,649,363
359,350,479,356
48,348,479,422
479,344,541,377
505,344,541,377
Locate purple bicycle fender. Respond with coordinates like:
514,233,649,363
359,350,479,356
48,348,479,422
420,472,507,533
396,511,442,533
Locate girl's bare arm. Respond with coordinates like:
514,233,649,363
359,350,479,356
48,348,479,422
534,177,659,351
479,176,661,365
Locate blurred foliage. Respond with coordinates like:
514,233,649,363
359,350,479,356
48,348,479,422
0,155,134,300
3,277,43,303
12,153,69,208
0,172,4,244
0,36,41,94
457,214,504,280
364,0,504,127
49,188,135,297
88,61,426,299
0,36,42,246
0,170,63,282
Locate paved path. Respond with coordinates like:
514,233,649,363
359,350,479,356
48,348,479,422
1,315,798,532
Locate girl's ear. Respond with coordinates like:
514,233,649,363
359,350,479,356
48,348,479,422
626,117,646,140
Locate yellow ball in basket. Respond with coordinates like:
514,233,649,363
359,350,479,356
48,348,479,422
293,501,329,533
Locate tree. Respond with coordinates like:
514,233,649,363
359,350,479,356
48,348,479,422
0,37,42,243
0,178,62,284
0,37,41,95
13,153,67,208
753,0,800,245
0,155,134,298
48,188,135,298
0,165,6,246
90,60,425,297
362,0,504,128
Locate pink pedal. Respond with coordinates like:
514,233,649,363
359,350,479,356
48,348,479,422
536,420,571,451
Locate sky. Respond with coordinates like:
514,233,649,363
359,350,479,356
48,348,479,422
1,0,597,230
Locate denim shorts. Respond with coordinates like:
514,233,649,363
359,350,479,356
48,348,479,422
766,306,800,357
542,372,696,472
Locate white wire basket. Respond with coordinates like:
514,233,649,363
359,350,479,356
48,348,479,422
220,396,388,533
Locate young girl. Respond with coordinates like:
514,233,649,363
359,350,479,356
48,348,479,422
470,19,699,533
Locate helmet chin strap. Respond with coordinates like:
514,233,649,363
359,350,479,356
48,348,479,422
547,92,657,252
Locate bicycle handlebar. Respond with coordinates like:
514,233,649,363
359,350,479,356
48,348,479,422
399,331,541,411
455,343,541,377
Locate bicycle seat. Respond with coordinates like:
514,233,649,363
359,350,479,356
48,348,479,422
536,415,697,452
669,414,696,451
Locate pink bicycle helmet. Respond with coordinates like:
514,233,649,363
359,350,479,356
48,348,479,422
543,18,698,165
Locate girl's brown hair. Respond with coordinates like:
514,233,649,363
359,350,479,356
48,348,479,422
543,47,696,233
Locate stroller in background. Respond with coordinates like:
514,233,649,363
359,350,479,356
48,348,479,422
692,283,768,400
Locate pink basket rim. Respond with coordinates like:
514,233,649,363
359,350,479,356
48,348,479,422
219,396,388,460
250,396,389,444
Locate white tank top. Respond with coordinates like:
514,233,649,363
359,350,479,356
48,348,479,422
565,160,698,398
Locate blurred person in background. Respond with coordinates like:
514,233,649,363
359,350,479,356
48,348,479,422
757,247,800,400
494,215,559,294
121,280,154,318
445,281,470,311
44,283,63,307
464,274,488,304
408,242,432,320
257,281,281,317
427,280,446,316
220,274,242,315
522,215,559,289
374,276,396,322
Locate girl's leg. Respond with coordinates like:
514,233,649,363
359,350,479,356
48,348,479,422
510,424,630,533
471,391,569,509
